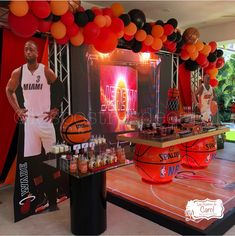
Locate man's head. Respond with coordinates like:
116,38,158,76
203,74,210,86
24,41,38,64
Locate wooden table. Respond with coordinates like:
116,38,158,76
117,127,229,148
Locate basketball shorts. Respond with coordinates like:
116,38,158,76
24,117,56,157
200,106,211,122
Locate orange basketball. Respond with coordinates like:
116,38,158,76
134,144,182,183
210,100,218,116
179,137,217,168
183,27,200,44
60,114,92,144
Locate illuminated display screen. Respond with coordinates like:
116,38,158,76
100,65,138,133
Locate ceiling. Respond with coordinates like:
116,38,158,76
86,1,235,30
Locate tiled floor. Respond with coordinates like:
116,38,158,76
0,142,234,235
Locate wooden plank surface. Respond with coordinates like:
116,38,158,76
117,128,229,148
107,158,235,230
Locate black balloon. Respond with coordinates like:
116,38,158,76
177,38,185,49
74,12,89,27
167,18,178,28
52,15,61,22
85,9,95,22
216,49,224,57
155,20,164,26
132,40,142,52
176,39,185,53
185,60,199,71
128,9,146,29
208,53,217,62
143,23,152,35
0,1,9,7
44,13,53,22
168,32,177,42
176,31,182,42
119,14,131,26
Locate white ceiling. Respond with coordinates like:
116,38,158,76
86,1,235,30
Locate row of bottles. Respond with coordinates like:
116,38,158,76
57,134,127,174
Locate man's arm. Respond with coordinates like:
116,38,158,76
6,68,28,121
193,85,203,106
44,66,65,121
212,89,217,101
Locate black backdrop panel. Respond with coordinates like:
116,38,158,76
70,45,172,141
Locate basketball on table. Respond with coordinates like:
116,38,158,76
210,100,218,116
179,137,217,168
133,144,182,183
60,114,92,144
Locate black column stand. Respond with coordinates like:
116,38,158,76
69,172,107,235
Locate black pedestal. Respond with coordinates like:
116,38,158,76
70,172,107,235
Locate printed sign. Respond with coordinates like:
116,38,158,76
185,198,224,221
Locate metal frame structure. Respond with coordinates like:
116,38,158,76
158,50,179,89
49,41,71,117
171,53,179,89
191,69,200,94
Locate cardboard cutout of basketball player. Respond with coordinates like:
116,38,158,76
194,74,217,122
6,41,68,221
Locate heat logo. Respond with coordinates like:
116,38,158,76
100,83,137,121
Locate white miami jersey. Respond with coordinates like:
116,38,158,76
199,84,213,111
21,63,50,116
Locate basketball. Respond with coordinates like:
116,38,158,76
210,100,218,116
60,114,92,144
183,27,200,44
179,137,217,168
134,144,182,183
68,0,81,13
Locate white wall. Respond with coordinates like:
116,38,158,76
198,21,235,43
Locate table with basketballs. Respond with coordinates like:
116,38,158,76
117,127,229,184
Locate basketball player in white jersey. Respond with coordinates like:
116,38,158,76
194,74,216,122
6,41,65,213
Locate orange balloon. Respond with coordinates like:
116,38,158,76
144,35,154,46
200,44,211,56
160,34,167,43
190,50,199,61
151,38,163,51
117,30,124,39
50,1,69,16
135,29,147,42
70,31,84,46
151,25,164,38
105,15,112,27
208,68,218,77
185,44,196,54
195,40,204,51
124,22,137,36
94,15,106,28
111,3,124,17
50,21,67,39
210,75,217,80
10,1,29,17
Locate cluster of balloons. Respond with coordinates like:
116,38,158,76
179,28,224,87
7,1,183,53
8,0,225,85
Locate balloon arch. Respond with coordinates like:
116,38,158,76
7,1,225,87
